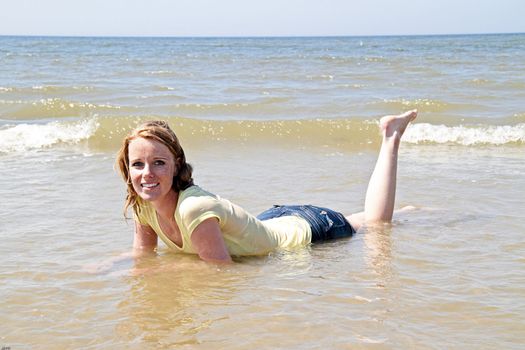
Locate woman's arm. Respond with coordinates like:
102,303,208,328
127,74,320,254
190,217,233,264
133,221,158,253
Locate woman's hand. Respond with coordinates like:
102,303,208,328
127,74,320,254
84,222,158,275
83,250,138,274
190,217,233,264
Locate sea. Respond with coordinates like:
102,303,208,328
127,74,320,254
1,34,524,349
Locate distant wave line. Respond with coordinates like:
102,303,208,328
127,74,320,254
1,117,524,154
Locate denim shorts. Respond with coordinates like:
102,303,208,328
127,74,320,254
256,205,355,242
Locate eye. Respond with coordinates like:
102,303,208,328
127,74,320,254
154,160,166,165
131,161,144,168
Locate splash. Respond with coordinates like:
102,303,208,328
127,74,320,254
0,118,99,153
404,123,525,145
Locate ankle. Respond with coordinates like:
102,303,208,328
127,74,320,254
382,131,401,148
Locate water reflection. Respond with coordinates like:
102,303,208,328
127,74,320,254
116,254,240,347
113,247,319,347
363,224,394,285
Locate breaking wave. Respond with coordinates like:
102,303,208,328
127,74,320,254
0,118,99,153
1,116,524,154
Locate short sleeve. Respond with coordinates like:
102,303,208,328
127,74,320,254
178,196,222,236
133,211,147,226
133,200,151,226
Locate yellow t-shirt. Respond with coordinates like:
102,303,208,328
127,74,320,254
134,185,312,256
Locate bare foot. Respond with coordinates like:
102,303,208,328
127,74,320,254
380,109,418,140
395,205,418,213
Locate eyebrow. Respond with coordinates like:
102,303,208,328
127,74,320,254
130,156,170,162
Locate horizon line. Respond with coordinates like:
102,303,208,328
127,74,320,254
1,31,523,39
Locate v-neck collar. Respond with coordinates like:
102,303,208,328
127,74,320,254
152,189,184,250
154,211,183,250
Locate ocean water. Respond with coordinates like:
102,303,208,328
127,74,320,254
1,34,524,349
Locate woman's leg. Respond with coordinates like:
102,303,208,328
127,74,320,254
347,110,417,230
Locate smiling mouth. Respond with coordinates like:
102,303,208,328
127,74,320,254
141,183,159,189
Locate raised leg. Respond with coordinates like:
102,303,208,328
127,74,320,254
347,110,417,230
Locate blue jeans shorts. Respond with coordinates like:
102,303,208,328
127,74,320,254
256,205,356,242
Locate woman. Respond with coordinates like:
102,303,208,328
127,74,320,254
116,110,417,264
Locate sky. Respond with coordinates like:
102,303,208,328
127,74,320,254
0,0,524,37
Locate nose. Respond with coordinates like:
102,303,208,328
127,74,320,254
143,163,154,178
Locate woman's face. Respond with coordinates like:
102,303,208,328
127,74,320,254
128,137,177,204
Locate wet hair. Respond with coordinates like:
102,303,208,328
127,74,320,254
116,120,194,217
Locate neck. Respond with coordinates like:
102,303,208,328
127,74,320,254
151,189,179,221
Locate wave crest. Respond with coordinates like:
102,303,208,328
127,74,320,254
1,117,523,154
0,119,99,153
404,123,525,145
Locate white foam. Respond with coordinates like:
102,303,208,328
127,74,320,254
403,123,525,145
0,119,99,153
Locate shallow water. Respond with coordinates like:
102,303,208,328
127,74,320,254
1,34,524,349
2,142,524,349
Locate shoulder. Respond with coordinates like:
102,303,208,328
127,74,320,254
178,186,221,218
177,186,224,230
